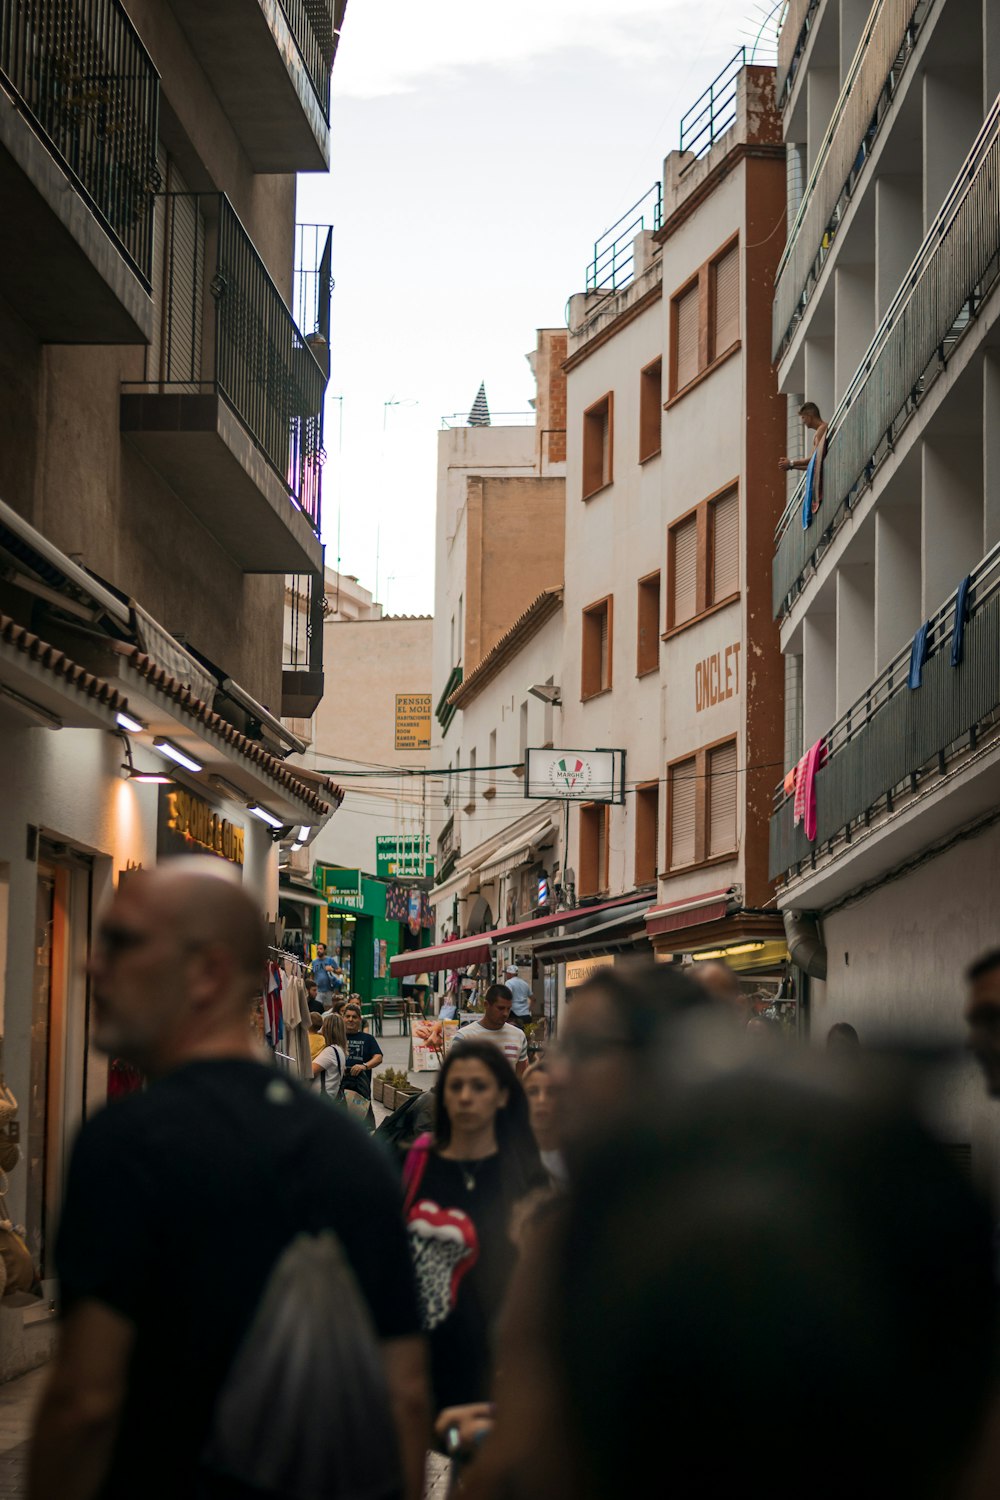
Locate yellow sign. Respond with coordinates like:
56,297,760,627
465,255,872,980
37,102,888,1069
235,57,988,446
566,954,615,988
166,788,244,865
395,693,432,751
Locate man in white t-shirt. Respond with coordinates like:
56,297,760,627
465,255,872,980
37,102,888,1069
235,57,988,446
504,963,533,1030
452,983,528,1076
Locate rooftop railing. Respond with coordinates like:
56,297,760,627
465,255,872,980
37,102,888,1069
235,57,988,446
679,47,748,168
137,192,326,533
772,0,931,363
0,0,159,280
584,182,662,295
772,93,1000,617
770,541,1000,882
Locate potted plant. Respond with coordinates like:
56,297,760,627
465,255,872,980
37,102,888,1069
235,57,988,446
373,1071,387,1104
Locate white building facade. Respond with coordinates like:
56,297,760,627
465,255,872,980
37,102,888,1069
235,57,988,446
770,0,1000,1179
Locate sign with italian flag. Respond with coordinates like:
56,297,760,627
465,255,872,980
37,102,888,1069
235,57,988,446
524,748,625,804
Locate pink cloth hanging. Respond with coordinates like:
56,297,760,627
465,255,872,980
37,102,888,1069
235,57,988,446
797,738,827,842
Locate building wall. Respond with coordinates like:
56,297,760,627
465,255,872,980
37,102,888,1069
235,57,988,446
464,475,565,668
303,615,433,874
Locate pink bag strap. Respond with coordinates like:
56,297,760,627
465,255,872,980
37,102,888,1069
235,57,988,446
402,1133,434,1215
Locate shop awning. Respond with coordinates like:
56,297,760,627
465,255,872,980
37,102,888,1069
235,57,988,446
390,895,643,978
476,817,557,884
532,900,654,962
644,888,735,939
278,883,328,910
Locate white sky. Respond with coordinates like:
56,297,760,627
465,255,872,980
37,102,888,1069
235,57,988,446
296,0,776,616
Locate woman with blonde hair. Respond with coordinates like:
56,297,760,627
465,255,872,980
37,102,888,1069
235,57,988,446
311,1011,347,1100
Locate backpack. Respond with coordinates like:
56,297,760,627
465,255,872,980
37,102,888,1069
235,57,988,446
201,1231,401,1500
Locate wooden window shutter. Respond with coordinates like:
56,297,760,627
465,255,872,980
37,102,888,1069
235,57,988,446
670,758,697,867
712,244,739,358
707,740,738,856
599,605,609,688
675,284,700,390
597,806,608,890
671,515,698,627
711,489,739,602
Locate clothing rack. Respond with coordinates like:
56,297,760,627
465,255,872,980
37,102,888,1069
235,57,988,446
267,945,309,974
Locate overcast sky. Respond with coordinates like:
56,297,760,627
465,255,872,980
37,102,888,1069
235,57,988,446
296,0,778,617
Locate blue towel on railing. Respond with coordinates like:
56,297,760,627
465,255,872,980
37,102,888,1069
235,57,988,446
801,450,819,530
908,621,929,689
951,574,972,666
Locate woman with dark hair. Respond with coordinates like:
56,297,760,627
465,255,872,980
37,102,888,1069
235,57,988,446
402,1040,544,1413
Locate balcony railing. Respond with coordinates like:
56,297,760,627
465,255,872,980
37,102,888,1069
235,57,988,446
776,0,820,106
772,0,930,363
279,0,338,117
584,182,662,295
284,572,325,672
293,223,333,349
0,0,159,280
770,543,1000,883
139,193,326,533
772,95,1000,617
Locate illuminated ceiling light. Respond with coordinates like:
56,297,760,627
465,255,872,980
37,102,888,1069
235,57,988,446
116,709,145,734
289,841,303,852
248,803,283,829
297,825,312,841
690,941,767,962
127,769,174,785
153,737,203,774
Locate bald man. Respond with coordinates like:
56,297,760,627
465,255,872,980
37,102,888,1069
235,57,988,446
29,860,428,1500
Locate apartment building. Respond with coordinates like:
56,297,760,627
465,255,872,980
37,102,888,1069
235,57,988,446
408,334,572,1001
769,0,1000,1173
557,57,787,1002
0,0,345,1344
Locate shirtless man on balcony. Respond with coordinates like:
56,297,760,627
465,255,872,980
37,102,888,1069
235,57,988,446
778,401,828,473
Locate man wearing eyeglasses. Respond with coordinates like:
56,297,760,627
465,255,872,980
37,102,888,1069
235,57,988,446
29,860,428,1500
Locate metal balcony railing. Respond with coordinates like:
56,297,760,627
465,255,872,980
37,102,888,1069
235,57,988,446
584,182,662,295
776,0,820,106
279,0,338,117
141,193,326,533
772,0,931,363
284,571,325,673
770,543,1000,882
772,95,1000,617
293,223,333,346
0,0,159,280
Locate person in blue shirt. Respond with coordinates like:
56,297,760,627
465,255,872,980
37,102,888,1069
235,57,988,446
311,943,338,995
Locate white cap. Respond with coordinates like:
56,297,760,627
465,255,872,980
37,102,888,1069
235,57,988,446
505,964,518,975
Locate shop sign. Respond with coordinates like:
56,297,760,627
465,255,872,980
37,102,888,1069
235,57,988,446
395,693,432,751
695,642,741,713
320,866,365,910
158,786,244,865
525,748,625,804
376,834,433,879
566,954,615,988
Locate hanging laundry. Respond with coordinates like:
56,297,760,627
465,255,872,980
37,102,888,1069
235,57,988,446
951,575,972,667
783,766,797,800
908,621,930,689
794,739,827,842
801,429,827,530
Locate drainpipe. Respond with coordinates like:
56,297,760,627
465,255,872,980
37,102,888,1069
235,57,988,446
783,909,827,980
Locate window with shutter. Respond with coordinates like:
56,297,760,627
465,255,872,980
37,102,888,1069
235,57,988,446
712,243,739,358
674,283,700,392
583,394,613,497
637,572,660,675
670,515,698,628
669,758,697,867
639,358,662,461
710,489,739,603
596,806,608,891
707,740,738,856
582,598,613,698
579,803,607,896
635,781,659,885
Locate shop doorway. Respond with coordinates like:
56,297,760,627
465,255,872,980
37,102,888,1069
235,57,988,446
28,844,92,1277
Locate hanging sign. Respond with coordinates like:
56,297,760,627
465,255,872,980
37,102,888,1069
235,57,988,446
158,786,244,865
524,748,626,804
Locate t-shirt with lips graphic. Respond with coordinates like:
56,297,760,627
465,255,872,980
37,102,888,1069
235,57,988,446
404,1150,513,1410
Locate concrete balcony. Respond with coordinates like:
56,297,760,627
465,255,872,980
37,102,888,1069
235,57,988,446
0,0,159,343
773,96,1000,617
165,0,344,172
773,0,929,365
770,545,1000,906
121,193,327,576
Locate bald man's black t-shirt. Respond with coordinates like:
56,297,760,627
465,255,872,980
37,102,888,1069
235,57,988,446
55,1059,420,1499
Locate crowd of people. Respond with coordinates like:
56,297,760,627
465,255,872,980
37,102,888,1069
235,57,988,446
24,859,1000,1500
